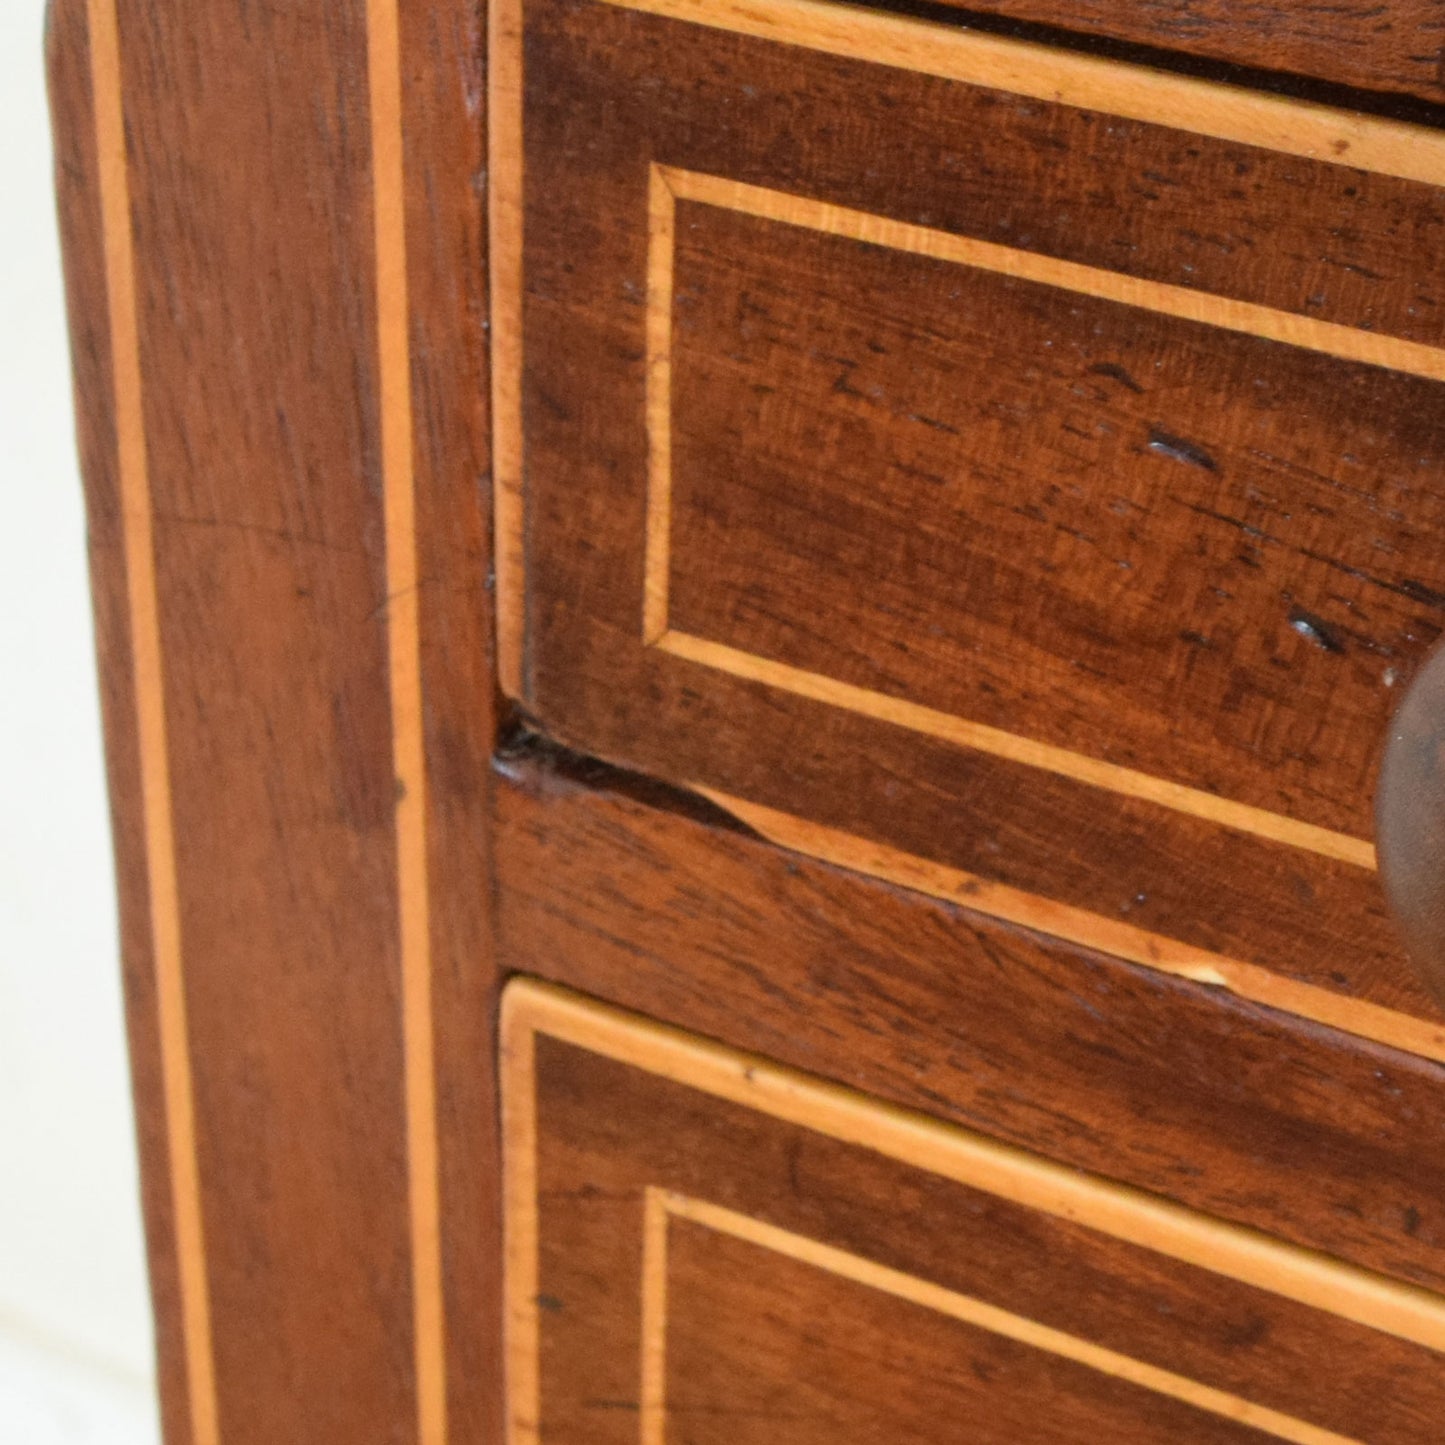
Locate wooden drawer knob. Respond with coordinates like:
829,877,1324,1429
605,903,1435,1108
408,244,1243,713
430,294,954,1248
1377,647,1445,1009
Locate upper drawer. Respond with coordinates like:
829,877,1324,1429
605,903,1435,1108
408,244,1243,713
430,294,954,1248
492,0,1445,1058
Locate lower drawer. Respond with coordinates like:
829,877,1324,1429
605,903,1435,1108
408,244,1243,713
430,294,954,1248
502,979,1445,1444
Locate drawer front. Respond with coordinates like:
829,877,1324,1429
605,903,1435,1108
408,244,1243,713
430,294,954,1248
503,980,1445,1444
495,0,1445,1057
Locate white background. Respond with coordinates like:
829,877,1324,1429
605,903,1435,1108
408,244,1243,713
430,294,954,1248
1,0,161,1437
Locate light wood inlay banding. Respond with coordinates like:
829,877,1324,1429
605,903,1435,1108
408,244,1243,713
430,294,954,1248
643,1189,1359,1445
644,163,1389,871
659,630,1376,870
490,0,527,697
87,3,220,1441
91,2,448,1436
494,0,1445,704
638,1187,672,1445
614,0,1445,188
502,975,1445,1433
663,166,1445,385
642,166,676,648
500,999,542,1444
365,2,448,1441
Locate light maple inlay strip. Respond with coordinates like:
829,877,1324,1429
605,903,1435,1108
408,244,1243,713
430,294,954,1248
699,787,1445,1066
648,1191,1358,1445
494,0,1445,697
490,0,527,698
501,1002,542,1445
643,167,677,646
365,3,448,1442
87,3,220,1443
638,1188,672,1445
502,979,1445,1378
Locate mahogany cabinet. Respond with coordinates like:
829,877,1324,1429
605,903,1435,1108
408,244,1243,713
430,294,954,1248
48,0,1445,1439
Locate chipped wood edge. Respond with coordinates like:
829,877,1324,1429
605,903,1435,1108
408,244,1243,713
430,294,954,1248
701,787,1445,1066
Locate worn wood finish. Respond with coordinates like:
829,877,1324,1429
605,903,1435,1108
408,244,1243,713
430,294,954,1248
504,979,1445,1445
48,1,501,1442
507,0,1445,1053
493,748,1445,1296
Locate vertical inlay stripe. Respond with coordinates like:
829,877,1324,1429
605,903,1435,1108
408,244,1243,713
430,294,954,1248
489,0,527,696
86,1,220,1441
365,2,448,1442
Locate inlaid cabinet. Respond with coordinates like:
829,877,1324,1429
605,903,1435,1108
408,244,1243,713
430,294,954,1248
49,0,1445,1439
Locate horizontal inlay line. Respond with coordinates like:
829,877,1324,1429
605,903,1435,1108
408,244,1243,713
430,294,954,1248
700,787,1445,1065
662,1191,1357,1445
614,0,1445,189
659,630,1376,869
662,166,1445,383
504,981,1445,1358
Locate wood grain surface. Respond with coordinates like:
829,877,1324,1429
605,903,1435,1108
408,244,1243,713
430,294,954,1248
48,1,502,1441
662,187,1445,843
494,746,1445,1297
53,0,1445,1438
508,0,1445,1053
505,979,1445,1444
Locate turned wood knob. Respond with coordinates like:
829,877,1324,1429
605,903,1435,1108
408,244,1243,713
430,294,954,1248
1377,646,1445,1009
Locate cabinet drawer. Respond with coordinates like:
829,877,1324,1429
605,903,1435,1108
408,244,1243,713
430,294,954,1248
503,980,1445,1443
495,0,1445,1059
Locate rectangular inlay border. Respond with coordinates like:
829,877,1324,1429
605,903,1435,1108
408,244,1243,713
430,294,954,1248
643,163,1445,872
639,1189,1355,1445
502,979,1445,1445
